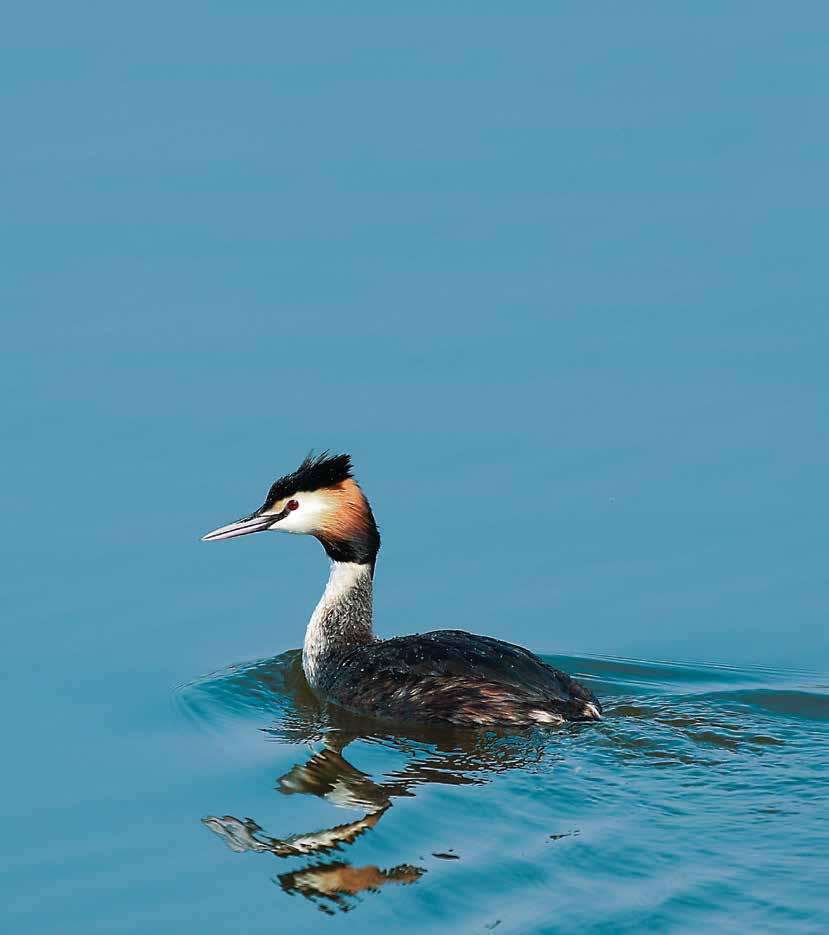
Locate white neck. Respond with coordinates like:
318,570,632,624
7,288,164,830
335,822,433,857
303,562,374,688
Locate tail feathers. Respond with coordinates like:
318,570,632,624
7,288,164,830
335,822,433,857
579,701,602,721
530,699,602,725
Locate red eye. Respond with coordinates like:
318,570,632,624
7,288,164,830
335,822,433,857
287,499,299,511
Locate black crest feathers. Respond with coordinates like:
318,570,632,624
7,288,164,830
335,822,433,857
263,452,353,508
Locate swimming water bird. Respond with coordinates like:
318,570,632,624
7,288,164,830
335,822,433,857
202,453,602,727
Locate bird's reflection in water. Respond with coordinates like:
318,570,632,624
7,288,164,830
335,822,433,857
198,651,555,914
277,861,424,915
186,649,802,915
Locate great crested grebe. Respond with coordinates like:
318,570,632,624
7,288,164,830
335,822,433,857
202,453,602,727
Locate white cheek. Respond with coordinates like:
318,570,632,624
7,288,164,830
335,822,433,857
269,494,329,534
274,512,314,534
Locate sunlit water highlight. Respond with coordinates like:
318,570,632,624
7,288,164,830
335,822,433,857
177,651,828,932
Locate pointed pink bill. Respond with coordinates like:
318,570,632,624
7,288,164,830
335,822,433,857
201,514,276,542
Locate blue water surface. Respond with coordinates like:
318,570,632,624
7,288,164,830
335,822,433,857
2,3,828,932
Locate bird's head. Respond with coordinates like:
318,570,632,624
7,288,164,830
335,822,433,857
202,452,380,566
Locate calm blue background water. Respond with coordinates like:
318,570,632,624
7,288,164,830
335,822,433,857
3,4,827,932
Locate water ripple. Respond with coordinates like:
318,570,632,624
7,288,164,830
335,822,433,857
176,651,829,929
